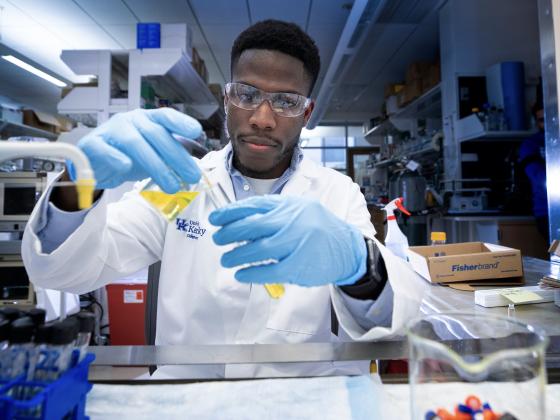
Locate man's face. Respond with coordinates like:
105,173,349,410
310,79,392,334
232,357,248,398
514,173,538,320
226,49,314,179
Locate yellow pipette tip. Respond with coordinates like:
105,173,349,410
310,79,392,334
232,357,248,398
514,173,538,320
75,178,96,209
264,283,285,299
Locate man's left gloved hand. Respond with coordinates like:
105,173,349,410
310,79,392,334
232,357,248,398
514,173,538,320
209,195,367,287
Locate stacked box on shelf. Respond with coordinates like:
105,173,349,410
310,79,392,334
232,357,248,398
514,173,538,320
384,83,405,99
0,106,23,125
161,23,193,60
422,62,441,91
208,84,224,104
190,48,208,82
384,83,405,115
22,110,61,134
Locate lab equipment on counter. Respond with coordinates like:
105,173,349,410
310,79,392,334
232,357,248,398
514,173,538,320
425,395,518,420
0,142,95,209
0,313,95,418
399,170,427,212
407,312,547,420
73,312,95,361
0,256,35,306
407,242,523,286
474,285,555,308
443,179,493,214
430,231,447,257
383,197,411,260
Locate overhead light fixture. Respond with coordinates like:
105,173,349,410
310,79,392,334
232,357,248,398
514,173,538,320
2,55,67,87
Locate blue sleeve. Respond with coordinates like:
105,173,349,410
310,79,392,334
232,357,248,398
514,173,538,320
338,282,393,330
34,188,96,254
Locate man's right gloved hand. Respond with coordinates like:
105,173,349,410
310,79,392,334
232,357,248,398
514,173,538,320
71,108,203,192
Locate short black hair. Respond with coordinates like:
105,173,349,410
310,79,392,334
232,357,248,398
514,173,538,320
230,19,321,94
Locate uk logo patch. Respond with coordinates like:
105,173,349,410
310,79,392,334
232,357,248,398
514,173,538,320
176,218,207,240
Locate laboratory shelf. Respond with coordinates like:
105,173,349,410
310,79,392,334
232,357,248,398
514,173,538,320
458,130,536,143
455,114,536,143
0,120,58,140
391,83,441,119
373,145,440,168
363,119,395,137
364,84,442,139
58,48,219,122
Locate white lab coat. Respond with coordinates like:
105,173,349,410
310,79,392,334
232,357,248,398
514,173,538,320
22,146,426,379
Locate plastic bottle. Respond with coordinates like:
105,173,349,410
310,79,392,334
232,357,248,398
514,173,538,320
7,316,36,381
45,318,79,381
431,231,446,245
74,312,96,361
431,231,447,257
0,319,10,378
497,108,507,131
0,307,23,322
33,323,53,381
384,197,411,260
26,308,46,327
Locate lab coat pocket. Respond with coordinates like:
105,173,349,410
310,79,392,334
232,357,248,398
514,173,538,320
265,285,331,339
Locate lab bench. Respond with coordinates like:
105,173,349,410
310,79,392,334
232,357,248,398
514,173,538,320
87,256,560,383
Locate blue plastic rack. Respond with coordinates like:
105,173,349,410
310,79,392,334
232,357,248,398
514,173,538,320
0,352,95,419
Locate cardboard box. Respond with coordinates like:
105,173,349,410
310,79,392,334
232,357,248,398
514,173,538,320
384,83,405,98
0,106,23,124
405,62,431,84
400,79,423,107
385,95,399,115
191,47,202,73
55,115,74,133
161,23,193,59
22,109,61,133
422,63,441,91
208,83,224,103
407,242,524,284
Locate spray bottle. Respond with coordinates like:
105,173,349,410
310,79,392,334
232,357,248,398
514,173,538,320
384,197,411,260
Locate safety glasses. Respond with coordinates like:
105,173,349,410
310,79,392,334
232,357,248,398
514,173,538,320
225,82,311,117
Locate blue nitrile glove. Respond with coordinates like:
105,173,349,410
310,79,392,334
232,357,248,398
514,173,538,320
209,195,367,287
70,108,202,192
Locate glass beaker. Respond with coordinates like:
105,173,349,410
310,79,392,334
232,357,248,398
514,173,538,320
140,180,201,222
407,312,548,420
140,176,285,299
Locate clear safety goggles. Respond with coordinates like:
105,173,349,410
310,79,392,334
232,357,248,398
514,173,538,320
225,82,311,117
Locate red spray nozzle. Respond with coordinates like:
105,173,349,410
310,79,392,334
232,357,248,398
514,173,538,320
396,197,411,216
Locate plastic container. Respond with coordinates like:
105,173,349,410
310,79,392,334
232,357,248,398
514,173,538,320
430,232,446,245
0,352,95,419
430,231,447,257
407,312,548,420
383,197,411,260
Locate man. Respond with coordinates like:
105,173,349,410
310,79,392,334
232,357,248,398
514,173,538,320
23,20,421,378
519,100,549,244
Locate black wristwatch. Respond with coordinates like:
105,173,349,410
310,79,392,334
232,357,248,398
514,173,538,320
339,237,388,300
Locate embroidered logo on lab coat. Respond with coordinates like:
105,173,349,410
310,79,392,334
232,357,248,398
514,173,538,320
176,218,207,240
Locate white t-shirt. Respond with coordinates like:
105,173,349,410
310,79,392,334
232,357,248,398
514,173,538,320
244,176,280,195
